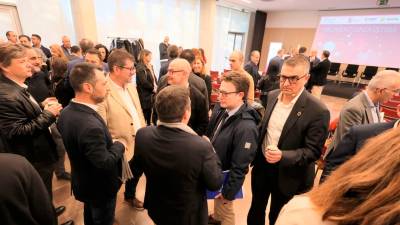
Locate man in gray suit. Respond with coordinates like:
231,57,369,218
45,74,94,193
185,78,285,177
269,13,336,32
325,70,400,157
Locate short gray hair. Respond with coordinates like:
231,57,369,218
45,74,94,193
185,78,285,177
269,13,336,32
367,70,400,91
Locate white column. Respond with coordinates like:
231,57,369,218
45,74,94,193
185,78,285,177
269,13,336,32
199,0,217,73
70,0,98,42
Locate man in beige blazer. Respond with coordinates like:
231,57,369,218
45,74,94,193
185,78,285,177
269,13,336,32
97,49,146,210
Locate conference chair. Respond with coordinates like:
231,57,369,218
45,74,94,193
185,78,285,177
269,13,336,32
327,62,341,83
385,67,399,72
356,66,378,87
339,64,359,85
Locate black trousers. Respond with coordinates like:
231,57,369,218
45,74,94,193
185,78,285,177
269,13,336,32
32,162,56,199
143,108,152,126
124,157,144,199
247,158,292,225
84,197,116,225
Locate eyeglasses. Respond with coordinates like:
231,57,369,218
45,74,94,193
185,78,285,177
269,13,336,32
384,88,400,95
168,69,184,75
118,65,136,72
218,90,239,97
279,74,307,84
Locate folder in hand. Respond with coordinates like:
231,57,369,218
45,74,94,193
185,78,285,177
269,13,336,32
206,170,243,199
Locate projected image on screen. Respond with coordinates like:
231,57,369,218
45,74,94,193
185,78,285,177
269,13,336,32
311,15,400,68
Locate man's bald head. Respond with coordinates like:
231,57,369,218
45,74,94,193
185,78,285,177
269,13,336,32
229,51,244,71
167,58,191,86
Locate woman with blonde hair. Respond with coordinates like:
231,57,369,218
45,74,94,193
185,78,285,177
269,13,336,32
192,56,211,108
276,126,400,225
49,44,68,61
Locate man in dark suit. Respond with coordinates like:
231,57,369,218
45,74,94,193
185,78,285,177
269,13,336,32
244,50,261,87
155,58,209,135
0,43,71,224
131,85,223,225
307,50,331,99
158,49,209,107
57,63,125,225
31,34,52,59
321,105,400,182
247,55,330,225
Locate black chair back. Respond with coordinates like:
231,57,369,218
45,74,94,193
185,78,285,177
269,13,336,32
362,66,378,80
328,62,340,75
343,64,359,77
385,67,399,72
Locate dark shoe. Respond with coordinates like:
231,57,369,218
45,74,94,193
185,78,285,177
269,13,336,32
60,220,74,225
125,198,144,210
55,206,66,217
208,215,221,225
57,172,71,180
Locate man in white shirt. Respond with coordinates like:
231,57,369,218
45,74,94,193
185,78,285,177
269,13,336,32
97,49,146,210
247,55,330,225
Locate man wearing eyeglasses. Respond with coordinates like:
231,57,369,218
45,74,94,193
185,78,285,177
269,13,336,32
247,55,330,225
97,49,147,211
324,70,400,160
206,72,260,225
155,58,208,136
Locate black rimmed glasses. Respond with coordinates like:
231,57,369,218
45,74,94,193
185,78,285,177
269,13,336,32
279,74,308,84
218,90,239,97
118,65,136,72
167,69,184,75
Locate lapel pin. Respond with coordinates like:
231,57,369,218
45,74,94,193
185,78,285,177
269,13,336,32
297,112,302,117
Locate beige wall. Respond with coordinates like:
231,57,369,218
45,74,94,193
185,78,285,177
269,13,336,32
70,0,98,42
259,27,316,71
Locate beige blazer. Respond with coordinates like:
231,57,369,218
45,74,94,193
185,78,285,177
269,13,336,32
97,77,146,160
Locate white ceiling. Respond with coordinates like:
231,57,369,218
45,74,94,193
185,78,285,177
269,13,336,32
218,0,400,11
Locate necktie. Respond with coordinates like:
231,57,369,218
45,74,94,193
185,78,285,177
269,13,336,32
211,111,229,142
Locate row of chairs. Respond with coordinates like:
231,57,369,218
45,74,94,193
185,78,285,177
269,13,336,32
328,63,399,86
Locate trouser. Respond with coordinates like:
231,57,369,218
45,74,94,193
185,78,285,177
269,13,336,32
214,198,235,225
124,157,144,199
50,124,67,176
247,161,292,225
311,85,324,99
84,197,117,225
32,162,56,199
143,108,152,126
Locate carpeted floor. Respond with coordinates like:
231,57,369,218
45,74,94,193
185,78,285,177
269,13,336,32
322,80,363,99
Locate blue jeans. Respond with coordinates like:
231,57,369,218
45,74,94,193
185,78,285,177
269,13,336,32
83,197,116,225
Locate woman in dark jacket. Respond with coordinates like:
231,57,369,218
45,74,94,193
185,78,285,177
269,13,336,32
136,49,157,125
192,56,211,108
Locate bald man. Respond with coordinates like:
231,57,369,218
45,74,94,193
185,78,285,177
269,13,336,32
61,35,71,56
229,51,255,104
156,58,208,136
244,50,261,89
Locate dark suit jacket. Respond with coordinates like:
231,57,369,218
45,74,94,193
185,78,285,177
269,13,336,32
153,85,209,135
40,45,52,59
244,61,261,88
159,42,169,60
0,154,57,225
321,121,396,182
254,89,330,196
309,58,331,86
0,73,57,165
136,63,156,110
57,102,124,203
158,73,209,107
132,125,223,225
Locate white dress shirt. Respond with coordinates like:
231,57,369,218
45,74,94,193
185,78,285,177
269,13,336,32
263,89,303,155
110,80,142,134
